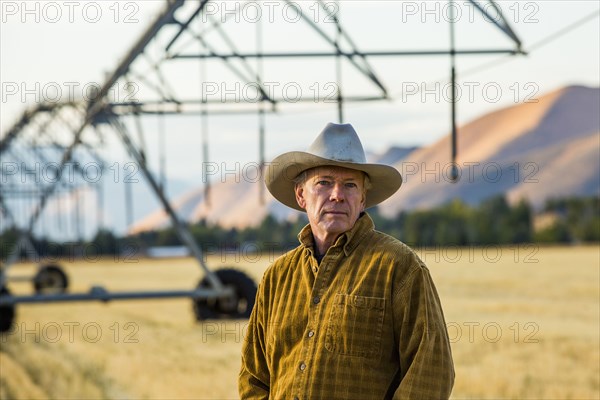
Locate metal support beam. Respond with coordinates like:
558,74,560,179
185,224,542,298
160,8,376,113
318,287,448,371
108,94,386,115
283,0,388,97
0,103,76,155
0,286,235,305
467,0,523,50
450,0,459,182
88,0,186,108
107,117,224,291
165,0,210,51
172,48,524,60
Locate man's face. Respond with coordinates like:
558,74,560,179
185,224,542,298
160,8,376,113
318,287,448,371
295,166,366,242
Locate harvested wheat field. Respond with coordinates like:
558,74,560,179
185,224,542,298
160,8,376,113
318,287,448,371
1,245,598,399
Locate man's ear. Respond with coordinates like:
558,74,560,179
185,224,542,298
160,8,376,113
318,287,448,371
295,184,306,210
360,189,367,212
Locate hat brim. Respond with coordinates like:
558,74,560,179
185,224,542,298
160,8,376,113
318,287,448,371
265,151,403,212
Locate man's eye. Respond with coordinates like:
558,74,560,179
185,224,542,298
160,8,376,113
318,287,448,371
317,180,330,186
345,182,357,188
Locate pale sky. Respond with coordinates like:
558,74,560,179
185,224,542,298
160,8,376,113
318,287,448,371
1,0,599,184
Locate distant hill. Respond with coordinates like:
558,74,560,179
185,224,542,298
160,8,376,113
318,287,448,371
130,85,599,232
129,176,292,233
378,85,599,217
369,146,419,165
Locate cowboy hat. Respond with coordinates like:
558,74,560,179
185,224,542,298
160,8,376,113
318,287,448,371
265,122,403,212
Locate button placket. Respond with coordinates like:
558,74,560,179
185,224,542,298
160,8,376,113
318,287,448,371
298,254,337,393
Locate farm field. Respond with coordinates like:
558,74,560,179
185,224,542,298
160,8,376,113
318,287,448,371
0,245,598,399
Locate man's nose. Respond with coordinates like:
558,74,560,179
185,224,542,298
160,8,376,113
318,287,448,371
329,182,345,202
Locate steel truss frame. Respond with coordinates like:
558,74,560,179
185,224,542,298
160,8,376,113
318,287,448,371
0,0,523,311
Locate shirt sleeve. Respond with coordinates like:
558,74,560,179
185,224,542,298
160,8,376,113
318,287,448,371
238,282,270,399
392,261,455,399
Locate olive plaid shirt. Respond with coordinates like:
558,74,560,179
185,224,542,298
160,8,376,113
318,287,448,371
239,213,454,399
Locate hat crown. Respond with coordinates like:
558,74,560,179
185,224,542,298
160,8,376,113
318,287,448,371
308,123,367,164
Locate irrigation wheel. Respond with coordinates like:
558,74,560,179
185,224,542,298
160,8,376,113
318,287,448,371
0,286,15,333
33,264,69,294
193,269,257,320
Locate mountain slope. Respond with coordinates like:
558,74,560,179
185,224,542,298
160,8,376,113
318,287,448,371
379,85,599,216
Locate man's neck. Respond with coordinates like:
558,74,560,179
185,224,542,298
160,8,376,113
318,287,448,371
313,233,340,259
309,214,365,259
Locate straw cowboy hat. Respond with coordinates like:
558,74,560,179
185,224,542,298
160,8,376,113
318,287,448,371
265,122,403,212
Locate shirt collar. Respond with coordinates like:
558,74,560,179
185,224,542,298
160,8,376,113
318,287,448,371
298,212,374,257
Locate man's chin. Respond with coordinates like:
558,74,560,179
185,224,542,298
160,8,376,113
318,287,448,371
319,220,349,234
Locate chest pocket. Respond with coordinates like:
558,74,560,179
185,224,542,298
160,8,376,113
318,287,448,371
325,293,386,358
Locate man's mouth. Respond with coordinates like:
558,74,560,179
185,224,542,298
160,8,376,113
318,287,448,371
323,211,347,216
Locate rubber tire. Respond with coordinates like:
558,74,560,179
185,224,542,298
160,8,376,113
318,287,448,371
34,265,69,294
0,286,15,333
193,269,257,321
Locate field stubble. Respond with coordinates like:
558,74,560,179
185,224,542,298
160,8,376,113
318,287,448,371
0,246,598,399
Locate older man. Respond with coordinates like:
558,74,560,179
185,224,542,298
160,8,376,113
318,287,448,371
239,123,454,399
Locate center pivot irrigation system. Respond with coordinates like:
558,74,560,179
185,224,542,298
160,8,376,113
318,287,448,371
0,0,523,332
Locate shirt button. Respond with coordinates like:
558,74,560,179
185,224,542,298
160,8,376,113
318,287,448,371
299,362,306,371
313,296,320,304
308,330,315,338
